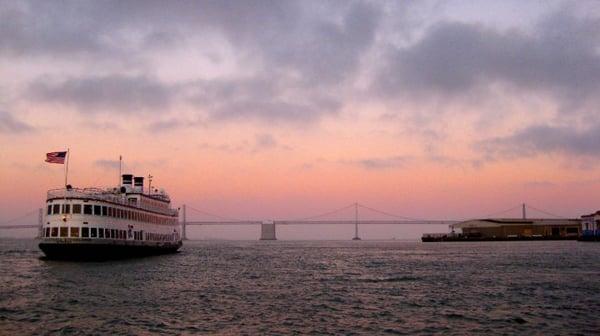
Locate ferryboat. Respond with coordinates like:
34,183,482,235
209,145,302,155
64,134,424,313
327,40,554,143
39,174,182,260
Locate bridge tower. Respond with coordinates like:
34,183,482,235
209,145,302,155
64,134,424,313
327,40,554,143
352,202,361,240
182,204,187,240
260,221,277,240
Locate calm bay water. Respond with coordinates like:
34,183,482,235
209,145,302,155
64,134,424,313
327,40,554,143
0,239,599,335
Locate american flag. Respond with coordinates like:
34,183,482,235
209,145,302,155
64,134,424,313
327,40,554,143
45,151,67,164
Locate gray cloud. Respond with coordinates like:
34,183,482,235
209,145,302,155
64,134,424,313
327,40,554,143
94,159,120,170
189,77,341,123
4,1,382,125
259,1,381,85
28,75,173,113
477,124,600,159
147,118,205,133
374,7,600,112
255,133,277,149
0,111,33,133
341,156,411,170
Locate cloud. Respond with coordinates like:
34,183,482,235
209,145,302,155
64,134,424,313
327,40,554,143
258,1,381,85
0,111,33,133
255,133,277,149
188,77,342,123
94,159,120,170
373,7,600,113
147,118,205,133
5,1,382,125
477,124,600,159
341,156,411,170
0,1,109,57
28,75,173,113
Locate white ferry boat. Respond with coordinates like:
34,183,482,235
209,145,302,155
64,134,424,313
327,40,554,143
39,174,182,260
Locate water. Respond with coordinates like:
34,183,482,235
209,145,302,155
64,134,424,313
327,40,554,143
1,239,599,335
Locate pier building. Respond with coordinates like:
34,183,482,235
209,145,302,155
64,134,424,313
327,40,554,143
446,218,581,240
580,211,600,241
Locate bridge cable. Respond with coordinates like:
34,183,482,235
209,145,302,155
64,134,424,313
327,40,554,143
184,205,242,222
357,203,424,221
478,204,523,219
525,204,567,219
290,203,357,221
0,209,40,227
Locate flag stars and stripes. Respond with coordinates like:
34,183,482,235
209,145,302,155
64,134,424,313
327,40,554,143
45,151,67,164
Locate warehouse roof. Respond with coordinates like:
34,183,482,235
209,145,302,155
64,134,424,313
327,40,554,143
451,218,581,229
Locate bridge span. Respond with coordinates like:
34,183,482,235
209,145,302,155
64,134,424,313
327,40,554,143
181,203,461,240
0,202,564,241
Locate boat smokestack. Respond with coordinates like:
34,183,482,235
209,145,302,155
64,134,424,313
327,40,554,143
121,174,133,187
134,176,144,192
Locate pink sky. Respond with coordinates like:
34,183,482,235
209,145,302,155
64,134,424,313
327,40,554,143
1,1,600,239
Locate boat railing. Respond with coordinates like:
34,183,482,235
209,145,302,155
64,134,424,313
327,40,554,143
47,188,178,216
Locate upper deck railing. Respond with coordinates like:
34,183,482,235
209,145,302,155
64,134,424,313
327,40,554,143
47,188,178,216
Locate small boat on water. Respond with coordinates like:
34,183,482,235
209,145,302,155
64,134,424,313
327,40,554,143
39,173,182,260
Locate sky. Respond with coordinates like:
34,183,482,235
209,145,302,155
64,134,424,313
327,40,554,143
1,0,600,239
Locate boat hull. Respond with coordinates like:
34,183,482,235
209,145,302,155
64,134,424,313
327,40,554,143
422,236,579,242
578,236,600,242
39,239,182,261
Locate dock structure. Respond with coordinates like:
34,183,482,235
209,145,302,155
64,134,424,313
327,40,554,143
260,221,277,240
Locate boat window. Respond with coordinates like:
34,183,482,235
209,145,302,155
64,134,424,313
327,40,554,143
47,205,52,215
102,206,107,216
63,204,70,214
105,228,110,238
98,228,104,238
110,229,115,238
73,204,81,214
82,227,89,238
51,227,58,237
84,204,92,215
94,205,101,216
70,227,79,238
60,227,68,237
91,228,97,238
53,204,60,214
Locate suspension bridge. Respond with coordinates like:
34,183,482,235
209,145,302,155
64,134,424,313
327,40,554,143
0,202,570,240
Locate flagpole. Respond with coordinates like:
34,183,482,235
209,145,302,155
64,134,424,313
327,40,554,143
119,155,122,186
65,148,70,188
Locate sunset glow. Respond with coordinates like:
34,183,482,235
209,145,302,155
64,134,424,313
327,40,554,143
1,1,600,239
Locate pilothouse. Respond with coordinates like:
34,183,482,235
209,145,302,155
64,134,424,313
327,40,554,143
39,173,182,260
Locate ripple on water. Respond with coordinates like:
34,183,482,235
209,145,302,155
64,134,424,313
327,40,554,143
0,239,599,335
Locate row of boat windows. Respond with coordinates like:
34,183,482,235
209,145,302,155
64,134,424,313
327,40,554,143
43,227,178,242
47,203,177,225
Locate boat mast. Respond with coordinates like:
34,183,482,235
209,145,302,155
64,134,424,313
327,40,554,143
118,155,122,186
